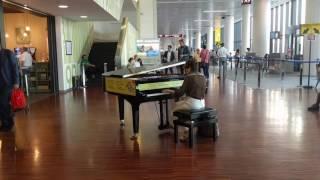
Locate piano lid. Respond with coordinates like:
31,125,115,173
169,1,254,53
102,61,186,78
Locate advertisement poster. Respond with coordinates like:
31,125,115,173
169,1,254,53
136,39,160,58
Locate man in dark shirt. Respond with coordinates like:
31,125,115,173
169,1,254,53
177,39,191,74
0,38,20,132
163,45,176,74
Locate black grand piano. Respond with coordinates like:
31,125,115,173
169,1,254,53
102,61,186,139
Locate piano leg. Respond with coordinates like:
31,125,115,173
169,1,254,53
165,99,170,127
158,100,170,130
131,104,140,140
118,96,125,126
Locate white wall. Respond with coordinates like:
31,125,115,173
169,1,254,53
139,0,157,39
93,21,121,42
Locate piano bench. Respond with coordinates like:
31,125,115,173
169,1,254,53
173,108,219,148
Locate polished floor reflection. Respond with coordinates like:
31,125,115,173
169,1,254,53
1,74,320,180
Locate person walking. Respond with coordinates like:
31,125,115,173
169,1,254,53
200,45,210,79
0,38,20,132
178,39,191,74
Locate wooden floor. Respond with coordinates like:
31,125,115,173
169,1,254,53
1,75,320,180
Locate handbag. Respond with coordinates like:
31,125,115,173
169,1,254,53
11,88,27,112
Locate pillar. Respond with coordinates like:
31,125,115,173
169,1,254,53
139,0,157,39
224,16,234,52
195,32,201,49
241,4,251,55
252,0,271,56
303,0,319,76
207,27,214,50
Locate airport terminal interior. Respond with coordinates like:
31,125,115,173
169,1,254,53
0,0,320,179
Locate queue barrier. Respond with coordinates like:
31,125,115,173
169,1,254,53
221,57,320,88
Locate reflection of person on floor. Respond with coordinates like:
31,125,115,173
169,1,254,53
80,55,96,81
308,93,320,112
163,60,206,139
0,41,20,132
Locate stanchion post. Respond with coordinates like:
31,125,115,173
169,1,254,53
24,74,29,97
258,63,261,88
244,61,247,82
299,65,303,86
104,63,108,73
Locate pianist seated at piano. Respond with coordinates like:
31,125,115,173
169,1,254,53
163,59,206,137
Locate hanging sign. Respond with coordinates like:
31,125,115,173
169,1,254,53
241,0,252,5
301,24,320,35
214,27,221,44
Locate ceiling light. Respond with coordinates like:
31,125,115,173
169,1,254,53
80,16,88,19
203,10,227,13
58,5,69,8
194,20,210,22
5,33,9,38
23,32,28,37
25,26,31,31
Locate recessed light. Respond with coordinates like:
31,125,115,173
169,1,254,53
5,33,9,38
25,26,31,31
203,10,227,13
194,20,210,22
80,16,88,18
58,5,69,8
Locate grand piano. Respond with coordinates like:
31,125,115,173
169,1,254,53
102,61,186,139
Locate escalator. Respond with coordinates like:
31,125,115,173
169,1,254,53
87,42,117,85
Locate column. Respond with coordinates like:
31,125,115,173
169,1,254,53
195,32,201,49
241,4,251,55
207,27,214,50
252,0,271,56
224,16,234,52
303,0,319,76
139,0,157,39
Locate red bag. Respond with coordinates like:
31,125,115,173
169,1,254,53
11,88,27,112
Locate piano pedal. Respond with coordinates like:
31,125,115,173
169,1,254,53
130,134,138,140
158,124,172,130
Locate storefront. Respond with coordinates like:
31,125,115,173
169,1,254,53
0,1,58,94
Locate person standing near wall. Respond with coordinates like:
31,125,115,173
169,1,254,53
0,38,20,132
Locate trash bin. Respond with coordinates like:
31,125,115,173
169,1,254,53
72,76,80,89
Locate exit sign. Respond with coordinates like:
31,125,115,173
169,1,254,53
241,0,252,5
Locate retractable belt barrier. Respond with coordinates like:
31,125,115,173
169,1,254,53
223,57,320,88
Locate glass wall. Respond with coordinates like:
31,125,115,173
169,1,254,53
270,0,306,56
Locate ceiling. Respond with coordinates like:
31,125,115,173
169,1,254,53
157,0,244,35
5,0,118,21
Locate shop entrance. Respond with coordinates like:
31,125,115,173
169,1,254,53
1,2,58,97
